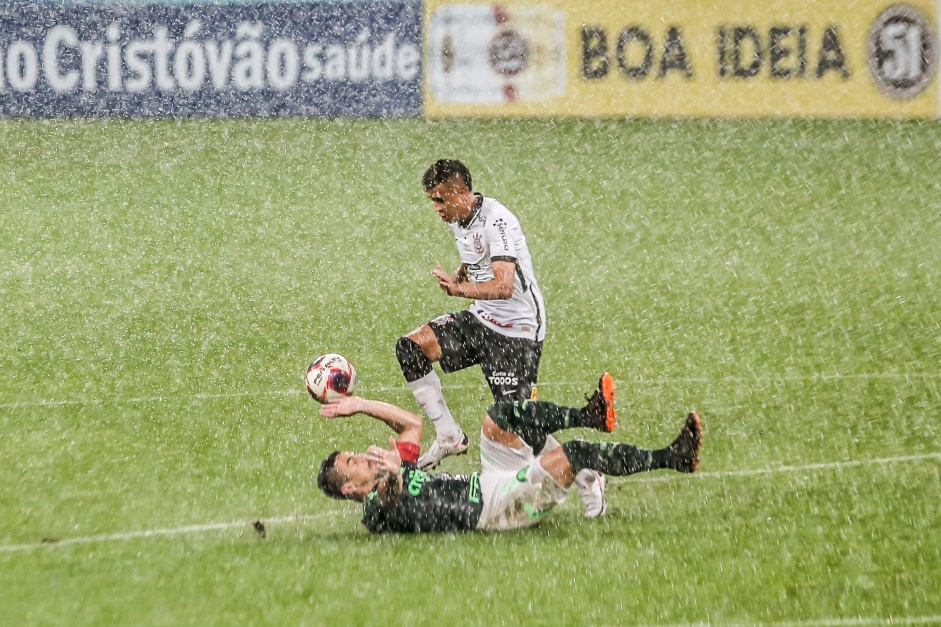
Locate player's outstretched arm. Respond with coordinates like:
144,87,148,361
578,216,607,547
320,396,422,446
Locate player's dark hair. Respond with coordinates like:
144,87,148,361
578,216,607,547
422,159,472,192
317,451,351,500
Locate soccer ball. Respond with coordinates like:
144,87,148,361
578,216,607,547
305,353,357,403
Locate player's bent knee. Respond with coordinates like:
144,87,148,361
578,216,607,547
404,325,442,361
485,400,515,432
538,448,576,488
482,416,525,449
395,336,433,381
481,416,499,440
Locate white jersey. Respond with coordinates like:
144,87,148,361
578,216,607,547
449,195,547,341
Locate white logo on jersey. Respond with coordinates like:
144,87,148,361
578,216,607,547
488,371,519,386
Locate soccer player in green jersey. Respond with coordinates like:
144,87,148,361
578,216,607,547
317,373,702,534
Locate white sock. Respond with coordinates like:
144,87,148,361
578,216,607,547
575,468,601,488
408,370,462,442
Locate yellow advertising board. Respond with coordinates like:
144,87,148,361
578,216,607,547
423,0,939,117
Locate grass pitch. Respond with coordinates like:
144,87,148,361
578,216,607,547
1,117,939,625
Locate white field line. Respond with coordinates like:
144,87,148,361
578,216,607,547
2,451,938,555
611,451,941,485
1,372,939,409
651,616,941,627
0,511,340,554
772,616,941,626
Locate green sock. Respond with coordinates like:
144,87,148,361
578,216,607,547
561,440,673,476
487,400,585,452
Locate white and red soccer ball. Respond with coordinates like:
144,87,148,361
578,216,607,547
305,353,357,403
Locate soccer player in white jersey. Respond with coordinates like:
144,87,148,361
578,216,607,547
396,159,544,464
394,159,608,517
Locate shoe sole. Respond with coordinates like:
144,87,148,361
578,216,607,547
686,411,702,472
419,438,469,470
419,449,467,470
601,373,617,432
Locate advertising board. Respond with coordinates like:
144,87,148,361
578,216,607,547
0,1,422,117
424,0,939,117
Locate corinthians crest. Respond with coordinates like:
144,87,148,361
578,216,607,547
428,4,565,103
473,232,485,255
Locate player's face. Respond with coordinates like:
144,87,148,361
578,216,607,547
335,451,380,493
427,177,473,223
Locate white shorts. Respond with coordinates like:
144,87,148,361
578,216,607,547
475,433,569,531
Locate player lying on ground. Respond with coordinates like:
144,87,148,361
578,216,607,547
316,373,702,533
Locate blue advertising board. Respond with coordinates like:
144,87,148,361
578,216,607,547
0,2,421,116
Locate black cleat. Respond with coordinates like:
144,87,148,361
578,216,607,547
583,373,617,433
668,412,703,473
